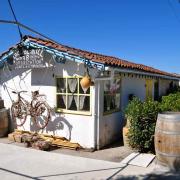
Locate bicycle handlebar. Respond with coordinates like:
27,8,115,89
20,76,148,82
36,94,46,97
12,90,46,99
12,90,28,94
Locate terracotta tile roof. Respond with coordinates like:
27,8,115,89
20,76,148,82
24,36,179,79
0,35,179,79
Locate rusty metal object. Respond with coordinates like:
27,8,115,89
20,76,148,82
11,90,52,129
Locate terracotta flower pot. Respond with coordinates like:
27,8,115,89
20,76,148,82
123,127,130,147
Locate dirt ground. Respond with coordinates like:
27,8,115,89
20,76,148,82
0,136,134,162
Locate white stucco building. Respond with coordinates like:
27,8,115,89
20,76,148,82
0,36,179,149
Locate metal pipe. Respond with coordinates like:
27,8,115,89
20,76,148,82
96,81,101,150
93,85,97,150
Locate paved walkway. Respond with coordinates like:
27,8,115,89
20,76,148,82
0,143,156,180
0,137,134,163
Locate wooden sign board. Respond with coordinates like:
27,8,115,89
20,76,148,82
13,49,46,69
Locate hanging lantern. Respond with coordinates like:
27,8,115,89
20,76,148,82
80,66,92,89
17,44,24,57
80,75,91,89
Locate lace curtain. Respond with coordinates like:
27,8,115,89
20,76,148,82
81,86,88,94
67,79,78,109
68,79,77,93
62,95,66,108
57,78,66,93
67,96,87,110
79,96,86,110
67,95,78,110
104,95,111,111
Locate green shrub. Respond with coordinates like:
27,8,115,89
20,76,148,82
160,92,180,112
124,91,180,152
125,97,159,153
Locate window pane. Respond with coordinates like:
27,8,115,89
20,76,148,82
56,77,91,113
79,78,90,94
104,95,111,111
103,78,121,113
104,95,107,112
104,81,110,94
110,95,116,110
57,95,66,109
67,78,78,93
57,78,66,93
115,93,120,109
79,96,90,111
110,80,117,95
116,79,121,92
67,95,77,110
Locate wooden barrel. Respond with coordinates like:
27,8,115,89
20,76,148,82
0,108,8,137
0,99,4,109
155,112,180,170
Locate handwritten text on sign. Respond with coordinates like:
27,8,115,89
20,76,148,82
13,49,45,69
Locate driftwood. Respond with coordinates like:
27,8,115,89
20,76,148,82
8,129,82,151
32,140,51,151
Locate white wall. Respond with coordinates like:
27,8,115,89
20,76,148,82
159,79,179,97
173,80,180,90
159,79,171,96
99,112,123,148
0,60,98,149
121,76,146,109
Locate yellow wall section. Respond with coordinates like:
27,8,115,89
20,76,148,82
146,79,153,100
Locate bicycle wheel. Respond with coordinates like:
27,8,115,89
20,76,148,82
34,102,51,129
11,102,27,126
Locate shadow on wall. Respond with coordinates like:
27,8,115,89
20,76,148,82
1,67,30,85
7,108,15,133
31,68,55,86
1,66,55,105
30,113,73,141
1,68,32,103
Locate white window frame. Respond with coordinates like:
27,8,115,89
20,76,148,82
103,76,121,115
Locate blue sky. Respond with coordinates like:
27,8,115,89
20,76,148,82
0,0,180,73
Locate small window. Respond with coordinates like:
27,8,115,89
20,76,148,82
103,78,121,114
56,77,91,115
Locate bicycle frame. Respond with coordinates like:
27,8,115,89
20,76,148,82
11,90,52,129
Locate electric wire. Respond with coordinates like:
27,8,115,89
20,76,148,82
168,0,180,25
0,20,86,60
7,0,23,39
0,20,62,48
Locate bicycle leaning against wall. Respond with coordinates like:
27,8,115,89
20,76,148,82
11,90,52,129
